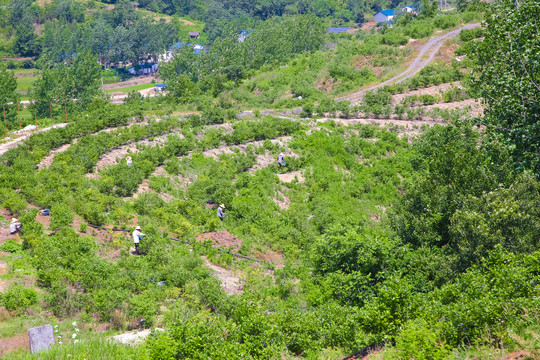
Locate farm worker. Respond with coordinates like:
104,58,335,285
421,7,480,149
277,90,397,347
9,218,22,234
277,153,285,169
132,226,145,255
217,204,226,221
126,156,133,167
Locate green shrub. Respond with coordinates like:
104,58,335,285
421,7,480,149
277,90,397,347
434,14,459,29
382,31,408,46
385,320,450,360
0,239,22,253
0,284,38,312
50,204,74,229
0,188,28,214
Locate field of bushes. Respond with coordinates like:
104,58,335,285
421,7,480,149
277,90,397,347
0,91,538,359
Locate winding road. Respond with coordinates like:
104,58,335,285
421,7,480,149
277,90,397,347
339,23,481,103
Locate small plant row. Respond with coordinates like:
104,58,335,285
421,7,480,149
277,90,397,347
0,114,303,225
51,117,186,173
0,101,143,167
95,117,303,198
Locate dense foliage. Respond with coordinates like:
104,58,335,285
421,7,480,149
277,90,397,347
469,0,540,175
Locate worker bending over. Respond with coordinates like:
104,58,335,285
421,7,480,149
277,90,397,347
9,218,22,234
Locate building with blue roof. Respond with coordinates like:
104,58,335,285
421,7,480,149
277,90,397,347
238,30,250,43
374,9,395,23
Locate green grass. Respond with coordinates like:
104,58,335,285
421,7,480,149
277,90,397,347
9,69,40,94
4,339,146,359
105,83,155,94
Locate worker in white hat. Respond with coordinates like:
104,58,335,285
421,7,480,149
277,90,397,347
132,226,145,255
277,153,285,169
9,218,22,234
126,156,133,167
217,204,226,221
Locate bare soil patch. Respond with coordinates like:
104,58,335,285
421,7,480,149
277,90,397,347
0,334,30,356
277,171,305,183
197,230,242,252
93,133,174,172
253,249,284,269
423,98,483,117
202,136,292,161
390,82,461,104
360,21,376,31
202,257,242,295
103,76,155,91
13,72,35,78
37,142,72,170
272,189,290,210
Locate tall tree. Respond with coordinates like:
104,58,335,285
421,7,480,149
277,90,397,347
33,51,102,117
0,66,19,128
470,0,540,175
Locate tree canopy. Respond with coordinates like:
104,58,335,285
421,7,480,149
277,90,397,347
470,0,540,175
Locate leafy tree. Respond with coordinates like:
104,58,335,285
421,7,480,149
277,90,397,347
32,51,101,116
15,24,40,57
470,0,540,175
0,66,19,128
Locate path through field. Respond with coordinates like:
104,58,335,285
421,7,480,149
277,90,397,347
0,123,68,157
339,23,481,103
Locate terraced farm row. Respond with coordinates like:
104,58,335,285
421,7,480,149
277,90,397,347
0,100,449,357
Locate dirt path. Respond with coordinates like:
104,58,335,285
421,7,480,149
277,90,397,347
389,82,462,104
202,136,292,161
89,133,181,175
0,123,68,157
202,257,243,295
103,76,155,91
339,23,481,102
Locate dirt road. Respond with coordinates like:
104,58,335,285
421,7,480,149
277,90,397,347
339,23,481,103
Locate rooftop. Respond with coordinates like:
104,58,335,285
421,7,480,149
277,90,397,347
378,9,395,16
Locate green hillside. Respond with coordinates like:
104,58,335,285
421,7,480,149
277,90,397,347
0,0,539,358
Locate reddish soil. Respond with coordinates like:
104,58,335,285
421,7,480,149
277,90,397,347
13,72,35,78
252,249,284,269
360,21,376,31
504,350,537,359
277,171,305,183
103,76,156,91
0,334,30,357
197,230,242,251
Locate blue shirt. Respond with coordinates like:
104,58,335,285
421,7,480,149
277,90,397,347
217,206,224,218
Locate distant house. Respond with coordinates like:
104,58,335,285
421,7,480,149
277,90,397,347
403,5,417,14
238,30,249,43
374,9,395,23
159,42,205,63
326,27,350,34
130,1,139,9
189,31,200,39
